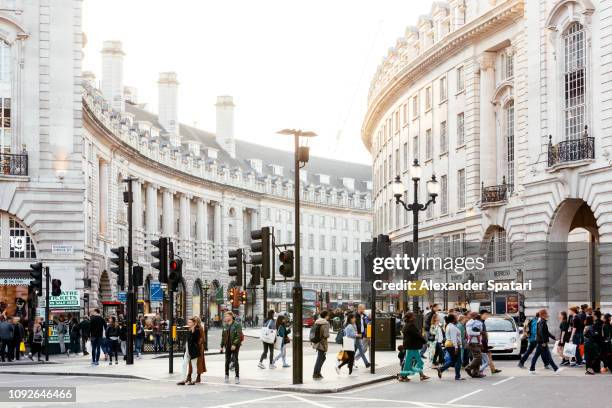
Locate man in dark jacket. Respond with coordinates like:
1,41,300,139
78,316,90,356
0,315,14,362
12,317,24,360
529,309,560,374
88,309,106,366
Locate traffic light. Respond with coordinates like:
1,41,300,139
240,290,247,305
110,246,125,290
151,237,168,283
377,234,391,258
169,257,183,292
228,287,235,301
29,262,43,296
279,249,294,278
249,265,261,287
133,265,144,287
228,248,243,286
51,279,62,297
250,227,271,279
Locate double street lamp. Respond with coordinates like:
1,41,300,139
392,159,440,312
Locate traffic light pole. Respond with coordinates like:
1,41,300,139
169,287,174,373
44,266,50,362
292,132,303,385
370,238,377,375
124,177,135,365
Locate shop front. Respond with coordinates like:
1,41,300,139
0,271,33,325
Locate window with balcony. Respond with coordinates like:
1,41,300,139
563,22,586,141
486,228,508,263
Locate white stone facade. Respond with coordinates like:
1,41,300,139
362,0,612,314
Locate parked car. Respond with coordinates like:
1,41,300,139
485,316,521,357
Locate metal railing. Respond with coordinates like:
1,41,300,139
548,128,595,167
481,176,512,204
0,152,28,176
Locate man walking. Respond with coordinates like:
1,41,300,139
220,311,242,384
0,315,14,362
464,312,484,378
89,309,106,366
311,310,330,380
78,316,90,356
480,311,502,374
354,304,371,369
518,312,539,368
529,309,560,375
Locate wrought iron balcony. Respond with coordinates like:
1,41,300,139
547,128,595,167
481,176,512,205
0,152,28,176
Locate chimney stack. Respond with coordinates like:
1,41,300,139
158,72,179,141
101,40,125,112
215,95,235,158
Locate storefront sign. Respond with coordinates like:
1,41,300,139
0,277,31,286
39,290,80,309
52,245,74,255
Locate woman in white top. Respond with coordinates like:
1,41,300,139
436,313,464,380
428,314,444,368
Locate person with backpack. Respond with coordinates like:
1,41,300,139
311,310,330,380
583,315,601,375
336,313,357,375
258,309,276,369
220,311,242,384
28,317,44,361
518,312,539,368
465,312,484,378
272,315,291,368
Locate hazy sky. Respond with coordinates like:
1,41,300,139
82,1,432,164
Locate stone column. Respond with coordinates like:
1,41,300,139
132,179,144,256
478,52,497,188
196,199,207,242
98,160,109,236
145,184,158,234
179,194,190,240
213,201,221,261
250,209,258,231
162,189,175,237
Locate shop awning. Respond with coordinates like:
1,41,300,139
0,269,32,286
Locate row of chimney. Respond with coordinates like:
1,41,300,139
91,40,236,158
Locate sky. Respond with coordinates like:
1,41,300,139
82,0,433,165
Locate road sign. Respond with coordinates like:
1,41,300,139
150,282,163,302
117,292,127,303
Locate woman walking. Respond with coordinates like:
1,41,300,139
69,317,80,355
436,313,463,380
335,313,357,375
272,315,291,368
178,317,201,385
105,317,120,365
56,316,68,356
399,312,429,382
558,311,571,366
583,315,600,375
428,313,444,368
258,310,276,369
28,317,43,361
186,316,207,383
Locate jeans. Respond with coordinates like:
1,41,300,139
313,349,326,375
572,333,584,364
260,342,274,364
181,350,198,381
135,337,144,356
154,334,163,352
520,341,537,365
69,336,80,354
225,347,240,377
481,352,489,372
530,343,558,371
440,347,462,379
58,334,66,354
90,337,102,363
0,339,12,361
272,342,288,366
354,338,370,366
109,339,120,362
465,343,482,375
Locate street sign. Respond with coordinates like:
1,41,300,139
117,291,127,303
52,245,74,255
150,282,163,302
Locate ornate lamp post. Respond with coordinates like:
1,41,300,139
392,159,440,312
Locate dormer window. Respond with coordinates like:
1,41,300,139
187,141,200,156
248,159,263,173
269,164,283,176
317,174,330,185
206,148,218,159
365,181,373,191
342,178,355,191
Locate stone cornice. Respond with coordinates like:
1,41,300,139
362,0,524,151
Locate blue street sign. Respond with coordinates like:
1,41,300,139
150,282,163,302
117,291,127,303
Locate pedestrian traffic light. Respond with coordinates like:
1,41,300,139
240,290,247,305
133,265,144,287
29,262,43,296
51,278,62,297
110,246,125,290
169,257,183,292
250,226,271,279
151,237,168,283
228,248,243,286
279,249,294,278
249,265,261,287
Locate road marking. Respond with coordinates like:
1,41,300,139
290,394,335,408
207,393,289,408
324,394,508,408
446,389,483,405
492,376,515,386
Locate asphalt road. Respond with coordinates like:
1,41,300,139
0,368,609,408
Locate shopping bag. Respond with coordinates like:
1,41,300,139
19,341,25,352
579,344,585,357
563,342,577,358
342,336,355,351
274,335,283,350
336,350,347,361
552,341,561,357
260,327,277,344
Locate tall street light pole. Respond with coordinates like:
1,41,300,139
392,159,440,313
277,128,317,385
123,177,137,365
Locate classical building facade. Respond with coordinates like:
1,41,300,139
362,0,611,316
0,1,372,323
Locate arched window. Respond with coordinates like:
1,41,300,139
0,40,11,153
563,22,586,140
0,212,36,259
505,100,515,188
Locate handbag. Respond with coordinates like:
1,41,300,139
283,336,290,345
552,340,561,357
342,336,355,351
335,329,344,345
336,350,347,361
19,341,25,352
260,321,277,344
274,335,283,350
563,342,577,358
